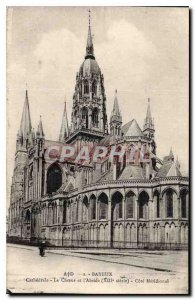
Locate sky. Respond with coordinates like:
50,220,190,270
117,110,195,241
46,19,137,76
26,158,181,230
7,6,189,200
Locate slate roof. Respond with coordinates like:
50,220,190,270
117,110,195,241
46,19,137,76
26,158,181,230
119,165,145,180
156,161,182,178
98,169,114,182
122,119,143,137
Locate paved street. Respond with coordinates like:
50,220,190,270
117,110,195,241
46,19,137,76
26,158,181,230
7,244,188,294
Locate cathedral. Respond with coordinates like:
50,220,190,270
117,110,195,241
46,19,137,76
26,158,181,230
8,14,189,250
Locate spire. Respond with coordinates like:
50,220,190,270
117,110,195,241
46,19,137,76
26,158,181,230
110,90,122,136
143,97,154,135
85,9,94,59
112,89,120,117
169,147,174,160
20,90,32,140
36,115,44,138
146,97,152,120
59,100,69,142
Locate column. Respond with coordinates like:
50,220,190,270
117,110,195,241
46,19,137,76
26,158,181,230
88,196,91,246
79,196,83,247
38,159,42,198
70,201,73,246
178,196,180,219
123,192,126,248
148,199,153,244
25,167,29,202
135,199,138,244
187,192,189,219
108,196,112,248
173,193,176,219
96,196,98,247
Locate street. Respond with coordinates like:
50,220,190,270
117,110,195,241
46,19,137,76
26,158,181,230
7,244,188,294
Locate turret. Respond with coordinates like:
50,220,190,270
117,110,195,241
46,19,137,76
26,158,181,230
59,101,69,142
169,147,174,161
143,98,155,139
36,115,45,153
15,90,32,150
36,115,44,139
110,90,122,137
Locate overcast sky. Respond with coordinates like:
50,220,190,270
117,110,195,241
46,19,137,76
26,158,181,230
7,6,189,200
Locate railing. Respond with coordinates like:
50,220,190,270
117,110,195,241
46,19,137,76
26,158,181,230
7,236,188,250
84,177,189,188
81,176,189,194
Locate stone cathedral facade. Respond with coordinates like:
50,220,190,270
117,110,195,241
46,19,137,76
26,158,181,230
8,16,189,249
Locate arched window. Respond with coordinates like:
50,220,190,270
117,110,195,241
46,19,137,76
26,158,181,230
92,81,97,95
81,107,88,128
84,80,89,94
47,164,62,194
139,191,149,219
112,192,123,220
99,193,108,220
92,108,99,128
82,196,88,222
90,195,96,220
181,191,187,218
126,191,134,218
166,189,173,218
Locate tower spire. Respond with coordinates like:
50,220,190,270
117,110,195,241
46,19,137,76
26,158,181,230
143,97,155,138
59,99,69,142
111,89,121,117
146,97,152,119
85,8,94,59
20,90,32,140
36,115,44,138
110,89,122,137
169,147,174,160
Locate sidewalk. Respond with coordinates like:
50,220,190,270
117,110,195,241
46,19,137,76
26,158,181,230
7,243,188,273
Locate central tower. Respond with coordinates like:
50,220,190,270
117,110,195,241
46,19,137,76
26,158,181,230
66,10,108,145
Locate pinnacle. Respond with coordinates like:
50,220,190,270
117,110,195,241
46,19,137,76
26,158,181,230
20,90,32,140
